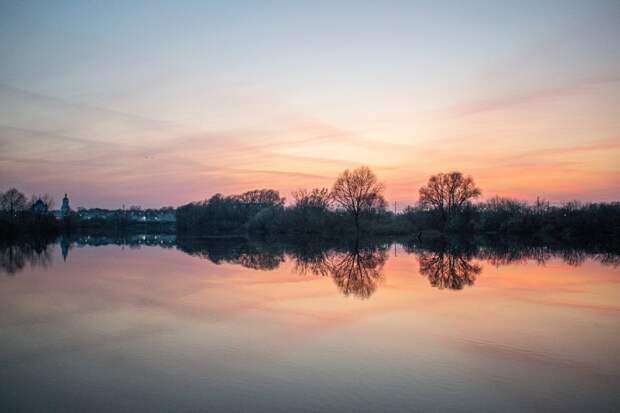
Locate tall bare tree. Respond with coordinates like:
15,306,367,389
331,166,386,231
0,188,27,217
418,172,481,220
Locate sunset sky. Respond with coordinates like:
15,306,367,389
1,1,619,208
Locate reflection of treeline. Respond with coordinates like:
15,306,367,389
152,236,620,295
403,237,620,291
177,236,286,270
3,236,619,298
477,245,620,268
0,240,54,275
404,237,620,270
177,236,390,298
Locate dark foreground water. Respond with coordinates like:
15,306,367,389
1,236,619,412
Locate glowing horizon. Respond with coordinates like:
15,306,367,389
1,1,619,208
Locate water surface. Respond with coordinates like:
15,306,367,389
1,237,619,412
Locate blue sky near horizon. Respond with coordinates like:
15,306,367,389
1,0,619,208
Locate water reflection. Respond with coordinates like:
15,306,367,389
0,241,53,276
329,246,387,298
178,237,388,298
2,236,619,413
178,237,285,270
476,245,620,268
418,250,481,290
293,241,389,299
2,235,619,300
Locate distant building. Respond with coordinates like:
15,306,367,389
31,199,49,214
60,194,71,218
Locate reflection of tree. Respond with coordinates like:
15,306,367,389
0,245,26,274
293,241,388,299
418,250,481,290
0,242,53,276
328,246,387,299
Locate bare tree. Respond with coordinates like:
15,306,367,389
0,188,28,217
331,166,386,231
418,172,481,220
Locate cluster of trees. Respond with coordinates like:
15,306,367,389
0,188,59,239
177,166,391,236
176,166,620,245
4,165,620,243
418,172,481,221
476,198,620,240
176,189,285,234
403,193,620,244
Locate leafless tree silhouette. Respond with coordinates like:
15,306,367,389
327,244,387,299
418,250,481,290
419,172,481,221
292,240,388,299
331,166,386,232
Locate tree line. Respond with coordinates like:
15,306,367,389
176,166,620,246
3,166,620,245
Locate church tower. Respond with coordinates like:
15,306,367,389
61,193,71,218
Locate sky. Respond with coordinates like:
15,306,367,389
1,0,619,208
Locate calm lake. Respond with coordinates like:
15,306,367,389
1,236,619,412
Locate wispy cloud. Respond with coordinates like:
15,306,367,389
451,76,620,116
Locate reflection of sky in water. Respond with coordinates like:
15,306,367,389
0,242,619,412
